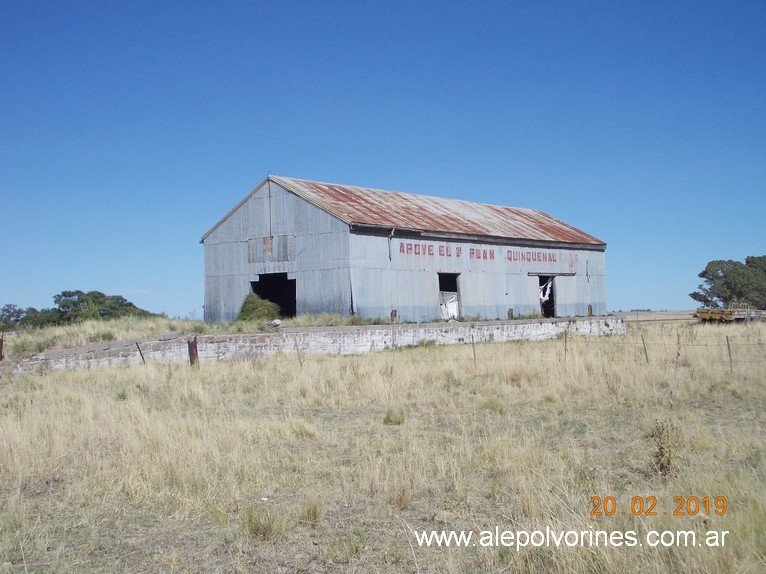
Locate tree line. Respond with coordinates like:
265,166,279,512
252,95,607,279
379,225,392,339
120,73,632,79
1,290,156,330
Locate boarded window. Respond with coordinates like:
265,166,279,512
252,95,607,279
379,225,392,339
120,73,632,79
255,235,295,263
247,239,258,263
277,235,294,262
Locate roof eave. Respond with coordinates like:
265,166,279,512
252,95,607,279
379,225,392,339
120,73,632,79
269,175,354,226
200,176,271,243
348,222,606,251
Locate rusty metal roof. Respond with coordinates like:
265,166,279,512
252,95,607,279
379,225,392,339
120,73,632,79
270,176,605,247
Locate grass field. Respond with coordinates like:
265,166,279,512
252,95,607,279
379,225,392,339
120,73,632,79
1,318,764,573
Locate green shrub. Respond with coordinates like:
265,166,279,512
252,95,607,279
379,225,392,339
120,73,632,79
236,293,280,322
242,505,284,540
651,418,680,478
383,407,405,426
480,395,506,414
303,497,323,526
394,484,411,510
87,331,117,343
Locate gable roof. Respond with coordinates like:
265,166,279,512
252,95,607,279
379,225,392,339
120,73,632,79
202,175,605,248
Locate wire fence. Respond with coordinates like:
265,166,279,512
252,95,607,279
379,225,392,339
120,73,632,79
4,319,765,372
563,331,765,367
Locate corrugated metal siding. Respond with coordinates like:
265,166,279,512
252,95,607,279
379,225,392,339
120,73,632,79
271,176,605,247
203,180,351,322
348,234,606,321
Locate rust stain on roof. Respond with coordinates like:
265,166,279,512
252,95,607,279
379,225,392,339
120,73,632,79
272,176,605,246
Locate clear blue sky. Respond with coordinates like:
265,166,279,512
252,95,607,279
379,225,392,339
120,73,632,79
2,1,764,317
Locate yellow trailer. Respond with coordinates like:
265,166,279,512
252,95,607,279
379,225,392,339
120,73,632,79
695,306,765,322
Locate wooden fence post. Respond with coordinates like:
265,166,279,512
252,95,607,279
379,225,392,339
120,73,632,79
188,336,199,367
0,332,4,362
726,336,733,373
135,342,145,365
641,335,649,364
294,336,304,369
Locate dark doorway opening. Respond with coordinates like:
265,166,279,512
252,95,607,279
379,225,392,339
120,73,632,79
539,276,555,318
438,272,460,319
251,273,296,317
438,272,459,293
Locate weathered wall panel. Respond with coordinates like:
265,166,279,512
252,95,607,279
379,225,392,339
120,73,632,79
348,234,606,321
204,181,350,322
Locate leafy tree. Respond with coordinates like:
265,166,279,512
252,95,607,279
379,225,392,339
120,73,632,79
0,304,26,329
79,298,101,321
19,307,61,328
53,290,86,323
51,290,153,323
690,256,766,309
86,292,151,320
746,255,766,275
1,290,156,328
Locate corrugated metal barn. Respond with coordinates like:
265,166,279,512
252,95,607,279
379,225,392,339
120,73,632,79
201,176,607,323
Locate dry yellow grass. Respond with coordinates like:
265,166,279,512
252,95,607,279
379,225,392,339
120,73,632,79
0,319,764,573
3,316,211,359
